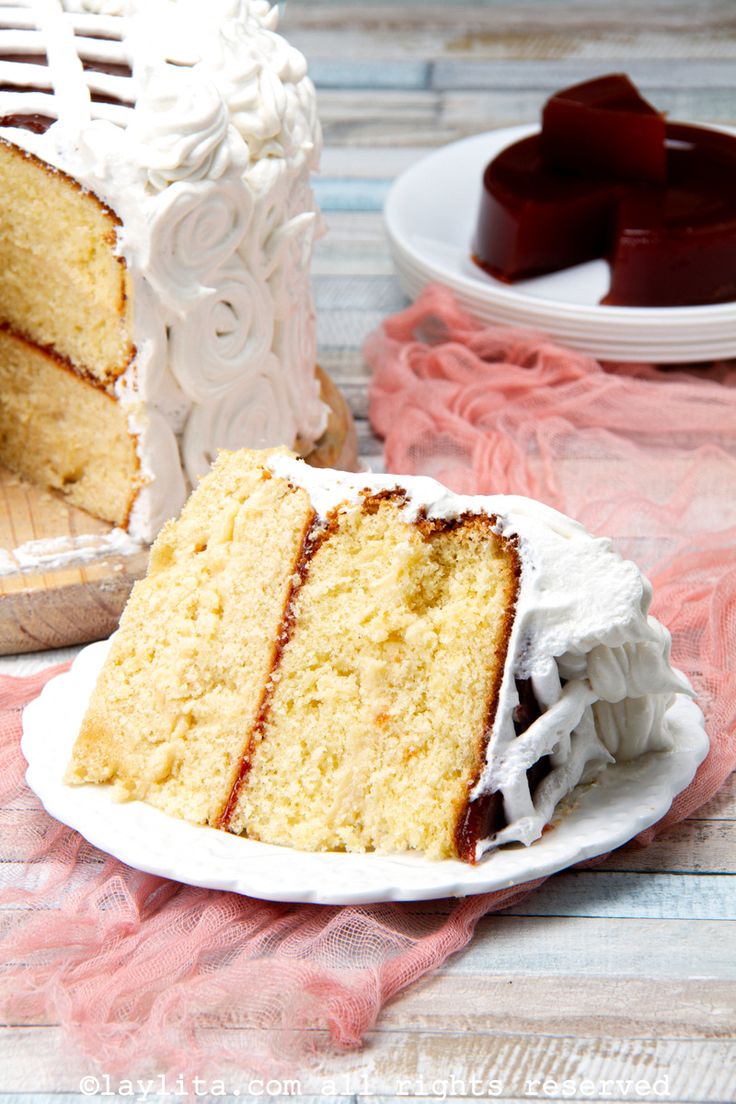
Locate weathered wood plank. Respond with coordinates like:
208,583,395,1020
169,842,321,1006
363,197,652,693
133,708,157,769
0,865,732,919
1,1026,734,1101
311,57,736,95
315,88,736,150
431,59,736,91
694,771,736,820
316,307,398,351
317,346,376,381
598,820,736,873
0,914,730,999
379,974,736,1037
313,176,392,212
314,275,406,312
0,1098,346,1104
288,0,734,31
452,915,736,979
285,4,736,66
0,644,79,678
506,870,736,921
8,972,731,1039
320,145,436,178
310,58,430,89
0,1098,347,1104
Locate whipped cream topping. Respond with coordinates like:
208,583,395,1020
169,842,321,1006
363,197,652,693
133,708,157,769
266,453,691,857
0,0,328,540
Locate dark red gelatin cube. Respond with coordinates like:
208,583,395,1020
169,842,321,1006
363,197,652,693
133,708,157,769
541,73,666,184
473,134,620,282
604,123,736,306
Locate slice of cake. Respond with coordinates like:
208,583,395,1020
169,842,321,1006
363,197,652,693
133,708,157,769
65,448,687,863
0,1,328,540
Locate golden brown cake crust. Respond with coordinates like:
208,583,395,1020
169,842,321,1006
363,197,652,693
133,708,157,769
216,508,323,830
0,137,123,223
452,530,520,862
0,320,135,395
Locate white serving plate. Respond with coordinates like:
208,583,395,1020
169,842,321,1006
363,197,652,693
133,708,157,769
22,639,708,905
385,126,736,364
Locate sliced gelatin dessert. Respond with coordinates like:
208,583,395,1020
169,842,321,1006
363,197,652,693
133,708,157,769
541,73,666,184
472,74,736,307
473,134,620,283
604,123,736,307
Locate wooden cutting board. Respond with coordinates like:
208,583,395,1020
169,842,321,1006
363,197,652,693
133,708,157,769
0,367,358,655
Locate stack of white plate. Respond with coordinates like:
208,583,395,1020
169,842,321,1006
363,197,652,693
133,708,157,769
385,126,736,364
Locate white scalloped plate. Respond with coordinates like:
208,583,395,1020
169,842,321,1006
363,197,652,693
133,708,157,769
22,639,709,905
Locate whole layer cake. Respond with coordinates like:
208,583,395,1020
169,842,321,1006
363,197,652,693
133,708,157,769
66,448,687,862
0,0,328,541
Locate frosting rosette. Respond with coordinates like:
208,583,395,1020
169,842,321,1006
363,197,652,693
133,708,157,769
169,265,275,403
273,291,327,446
284,76,322,169
202,1,310,159
128,64,248,192
182,354,298,483
123,278,191,433
242,157,291,279
267,209,317,315
145,178,253,308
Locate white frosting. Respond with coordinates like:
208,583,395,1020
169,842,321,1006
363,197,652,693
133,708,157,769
127,66,247,192
0,0,328,540
266,453,692,858
0,528,142,575
183,355,297,483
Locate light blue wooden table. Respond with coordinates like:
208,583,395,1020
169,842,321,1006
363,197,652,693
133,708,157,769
1,3,734,1100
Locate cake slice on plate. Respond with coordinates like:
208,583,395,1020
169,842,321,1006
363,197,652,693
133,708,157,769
66,448,687,862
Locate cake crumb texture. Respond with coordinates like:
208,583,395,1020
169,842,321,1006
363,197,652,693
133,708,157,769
0,141,132,382
229,499,517,860
0,327,138,525
65,449,314,826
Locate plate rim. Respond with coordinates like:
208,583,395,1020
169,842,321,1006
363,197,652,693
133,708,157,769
20,638,710,905
390,234,736,335
392,253,736,359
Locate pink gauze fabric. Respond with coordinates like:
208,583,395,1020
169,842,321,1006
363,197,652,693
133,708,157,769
1,281,735,1081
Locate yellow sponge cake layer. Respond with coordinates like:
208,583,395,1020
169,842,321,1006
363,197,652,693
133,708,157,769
66,451,316,826
0,140,133,385
227,498,517,859
0,327,139,526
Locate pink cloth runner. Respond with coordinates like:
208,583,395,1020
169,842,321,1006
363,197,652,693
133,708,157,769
1,284,734,1079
